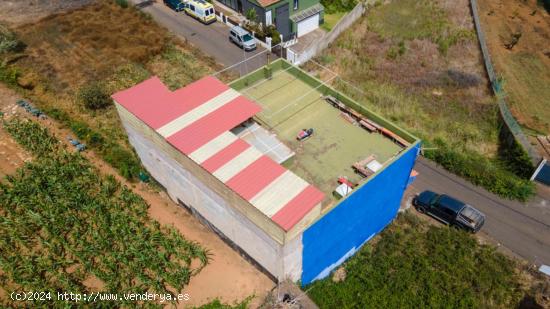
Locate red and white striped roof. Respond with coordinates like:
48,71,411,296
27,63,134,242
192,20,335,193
112,76,324,231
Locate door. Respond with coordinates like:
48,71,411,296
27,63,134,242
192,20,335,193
275,4,290,41
297,13,319,37
237,0,243,13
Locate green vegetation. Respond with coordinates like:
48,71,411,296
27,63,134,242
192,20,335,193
242,23,281,45
321,0,358,14
425,138,534,201
306,213,523,308
0,24,24,54
503,52,550,133
196,297,251,309
78,82,112,110
115,0,129,9
0,62,19,85
246,8,258,22
1,118,209,307
367,0,474,54
321,11,345,31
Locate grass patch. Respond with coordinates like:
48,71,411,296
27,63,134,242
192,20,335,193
321,11,345,32
367,0,474,54
321,0,357,14
195,297,252,309
1,118,209,306
502,52,550,133
306,212,523,308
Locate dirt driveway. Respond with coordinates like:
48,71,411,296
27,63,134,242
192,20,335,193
0,84,274,307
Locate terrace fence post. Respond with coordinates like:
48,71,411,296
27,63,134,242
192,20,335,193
266,37,272,52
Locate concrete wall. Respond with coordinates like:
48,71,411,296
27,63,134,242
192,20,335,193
116,103,303,281
300,142,420,284
288,1,365,65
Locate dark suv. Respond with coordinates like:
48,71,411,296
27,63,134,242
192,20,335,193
413,191,485,233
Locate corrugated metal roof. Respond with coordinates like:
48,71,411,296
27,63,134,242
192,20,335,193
271,185,325,231
112,76,325,232
290,3,324,23
226,155,286,200
201,139,250,173
166,96,261,154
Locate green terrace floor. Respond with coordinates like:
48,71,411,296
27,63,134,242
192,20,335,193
238,69,403,196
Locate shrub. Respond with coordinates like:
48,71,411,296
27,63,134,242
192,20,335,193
266,25,281,45
0,25,25,54
78,82,112,110
0,63,20,85
424,138,535,201
115,0,129,9
103,144,142,179
321,0,358,14
245,8,258,22
498,125,534,179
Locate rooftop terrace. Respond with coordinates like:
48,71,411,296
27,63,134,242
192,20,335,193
230,60,415,203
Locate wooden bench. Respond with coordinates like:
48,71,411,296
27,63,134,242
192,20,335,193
359,119,377,132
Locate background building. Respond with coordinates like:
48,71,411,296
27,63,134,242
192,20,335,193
217,0,324,39
113,59,420,284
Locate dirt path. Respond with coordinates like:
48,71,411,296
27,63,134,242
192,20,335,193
0,91,30,179
0,84,274,307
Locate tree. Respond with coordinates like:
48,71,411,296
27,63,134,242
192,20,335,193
78,82,111,110
246,8,258,22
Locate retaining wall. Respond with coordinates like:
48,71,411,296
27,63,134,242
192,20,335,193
288,1,369,65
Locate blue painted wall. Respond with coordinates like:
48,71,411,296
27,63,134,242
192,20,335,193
301,143,420,284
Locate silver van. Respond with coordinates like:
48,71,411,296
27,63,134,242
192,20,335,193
229,26,256,51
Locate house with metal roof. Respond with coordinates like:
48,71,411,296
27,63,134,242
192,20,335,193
113,59,420,284
217,0,324,39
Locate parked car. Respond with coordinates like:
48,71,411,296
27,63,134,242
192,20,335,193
413,190,485,233
163,0,185,11
229,26,257,51
184,0,216,24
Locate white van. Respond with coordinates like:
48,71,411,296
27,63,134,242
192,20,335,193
229,26,257,51
184,0,216,24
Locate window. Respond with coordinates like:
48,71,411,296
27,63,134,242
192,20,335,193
190,4,195,11
294,0,298,10
243,33,253,42
442,207,456,219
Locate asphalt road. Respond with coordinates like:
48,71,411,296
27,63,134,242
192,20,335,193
136,0,270,76
410,157,550,266
135,0,550,267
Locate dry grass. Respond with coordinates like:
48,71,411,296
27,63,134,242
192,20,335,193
478,0,550,134
314,0,498,155
2,0,220,159
14,0,169,91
